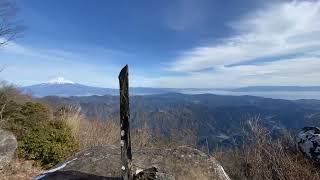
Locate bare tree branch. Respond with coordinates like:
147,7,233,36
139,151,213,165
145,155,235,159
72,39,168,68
0,0,24,47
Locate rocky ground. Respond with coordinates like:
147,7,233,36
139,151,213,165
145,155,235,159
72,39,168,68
0,158,43,180
0,128,43,180
35,145,230,180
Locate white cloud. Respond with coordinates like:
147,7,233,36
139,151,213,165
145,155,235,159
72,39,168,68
151,56,320,88
169,1,320,72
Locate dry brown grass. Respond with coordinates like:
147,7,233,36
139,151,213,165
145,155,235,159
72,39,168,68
214,119,320,180
59,105,198,151
148,127,198,149
0,158,43,180
60,108,320,180
59,106,119,149
131,121,152,149
59,105,156,150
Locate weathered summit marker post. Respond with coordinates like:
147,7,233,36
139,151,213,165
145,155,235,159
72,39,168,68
119,65,133,180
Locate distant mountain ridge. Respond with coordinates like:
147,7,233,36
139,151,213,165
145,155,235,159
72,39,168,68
21,77,320,97
22,83,117,97
229,86,320,92
21,77,174,97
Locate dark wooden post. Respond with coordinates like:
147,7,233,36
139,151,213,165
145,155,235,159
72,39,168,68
119,65,133,180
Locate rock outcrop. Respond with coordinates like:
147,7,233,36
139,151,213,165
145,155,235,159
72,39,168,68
0,128,17,169
297,126,320,163
35,145,230,180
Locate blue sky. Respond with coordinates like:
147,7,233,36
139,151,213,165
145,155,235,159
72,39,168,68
1,0,320,88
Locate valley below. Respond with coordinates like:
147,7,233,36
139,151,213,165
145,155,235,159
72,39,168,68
41,93,320,151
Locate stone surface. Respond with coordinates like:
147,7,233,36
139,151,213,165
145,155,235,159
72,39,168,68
297,127,320,163
21,160,34,172
35,145,230,180
0,128,17,170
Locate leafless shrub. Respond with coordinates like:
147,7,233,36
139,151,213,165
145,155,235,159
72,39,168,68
0,158,44,180
0,0,24,46
60,106,119,149
132,120,152,149
61,106,199,151
149,127,198,149
214,117,320,180
0,82,31,124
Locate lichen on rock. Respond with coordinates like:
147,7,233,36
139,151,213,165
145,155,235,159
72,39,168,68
297,126,320,163
0,128,17,170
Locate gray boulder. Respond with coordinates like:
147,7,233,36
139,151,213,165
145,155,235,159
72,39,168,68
35,145,230,180
0,128,17,169
297,126,320,163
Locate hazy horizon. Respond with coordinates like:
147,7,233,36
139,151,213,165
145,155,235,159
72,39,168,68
19,77,320,100
18,76,320,89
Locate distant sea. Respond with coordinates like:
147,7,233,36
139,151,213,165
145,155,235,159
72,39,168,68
179,90,320,100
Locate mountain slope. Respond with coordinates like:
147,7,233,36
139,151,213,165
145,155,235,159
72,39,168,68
41,93,320,149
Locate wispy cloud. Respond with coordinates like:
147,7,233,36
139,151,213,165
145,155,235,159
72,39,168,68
169,1,320,71
160,1,320,87
164,0,209,31
151,56,320,88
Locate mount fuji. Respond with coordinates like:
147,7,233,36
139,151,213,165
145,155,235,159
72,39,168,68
45,77,76,84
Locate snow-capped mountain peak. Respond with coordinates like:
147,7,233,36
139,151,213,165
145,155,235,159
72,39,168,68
46,77,75,84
